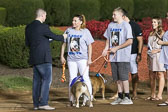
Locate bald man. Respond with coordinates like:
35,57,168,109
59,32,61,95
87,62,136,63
25,9,67,110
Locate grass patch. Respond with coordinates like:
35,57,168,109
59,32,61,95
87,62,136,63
0,76,32,91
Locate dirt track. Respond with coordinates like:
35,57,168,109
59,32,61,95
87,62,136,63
0,60,168,112
0,87,168,112
0,64,168,112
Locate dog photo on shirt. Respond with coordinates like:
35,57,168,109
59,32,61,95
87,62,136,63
70,37,80,52
111,31,119,46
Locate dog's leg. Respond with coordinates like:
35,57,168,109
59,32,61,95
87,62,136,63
76,97,79,108
92,87,97,101
76,92,82,108
102,85,105,100
93,90,96,101
72,95,76,107
81,95,87,106
109,91,118,100
85,90,93,107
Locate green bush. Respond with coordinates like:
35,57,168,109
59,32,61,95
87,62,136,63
50,27,65,67
43,0,70,26
0,0,44,26
70,0,100,22
0,25,11,34
0,7,6,25
100,0,134,20
50,27,64,59
133,0,167,19
0,26,64,68
0,25,12,65
0,26,30,68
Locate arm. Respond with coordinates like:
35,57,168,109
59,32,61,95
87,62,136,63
44,25,67,41
151,31,165,53
157,40,168,46
87,44,92,65
136,36,143,62
60,43,66,64
102,39,109,56
110,38,133,53
157,31,167,45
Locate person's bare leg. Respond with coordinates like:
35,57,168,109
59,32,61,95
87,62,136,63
158,71,168,106
123,80,129,93
148,71,156,99
123,80,131,99
117,80,124,99
131,73,139,99
117,80,123,93
156,71,165,100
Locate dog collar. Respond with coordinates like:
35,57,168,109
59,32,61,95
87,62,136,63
96,73,107,83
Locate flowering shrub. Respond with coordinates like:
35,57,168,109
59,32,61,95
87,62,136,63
86,20,110,39
137,17,153,44
87,17,168,44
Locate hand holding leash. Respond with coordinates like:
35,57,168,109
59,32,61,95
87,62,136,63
103,50,115,62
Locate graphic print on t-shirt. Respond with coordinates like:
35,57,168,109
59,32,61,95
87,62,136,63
70,37,80,52
111,31,119,46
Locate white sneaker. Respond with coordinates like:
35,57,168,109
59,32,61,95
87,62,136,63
33,107,38,110
110,97,122,105
120,97,133,105
38,105,55,110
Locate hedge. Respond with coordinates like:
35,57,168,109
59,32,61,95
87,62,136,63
133,0,167,20
100,0,134,20
43,0,70,26
70,0,100,22
0,26,29,68
50,27,64,59
0,26,64,68
0,0,44,26
0,7,6,25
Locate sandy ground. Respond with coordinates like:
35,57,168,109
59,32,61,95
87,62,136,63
0,87,168,112
0,64,168,112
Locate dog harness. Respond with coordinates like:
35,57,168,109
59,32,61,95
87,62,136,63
96,73,107,83
70,75,84,87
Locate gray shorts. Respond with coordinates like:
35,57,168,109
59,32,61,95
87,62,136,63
111,62,130,81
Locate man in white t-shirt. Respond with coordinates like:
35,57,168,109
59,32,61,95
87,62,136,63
102,7,133,105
